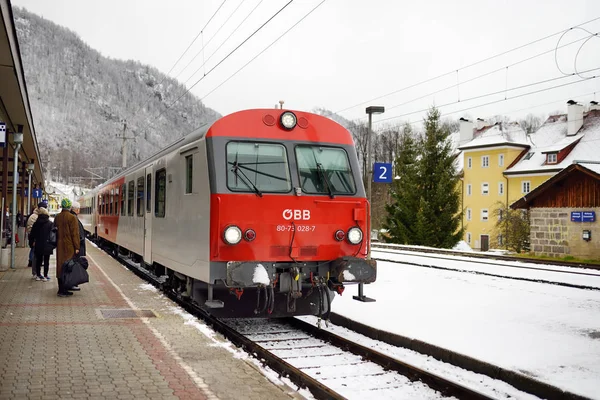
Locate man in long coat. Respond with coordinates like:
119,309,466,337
54,198,80,296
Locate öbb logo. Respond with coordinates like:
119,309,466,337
282,209,311,220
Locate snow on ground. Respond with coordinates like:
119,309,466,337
374,248,600,288
332,258,600,399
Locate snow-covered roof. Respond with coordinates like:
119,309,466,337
576,162,600,175
506,110,600,174
459,122,529,150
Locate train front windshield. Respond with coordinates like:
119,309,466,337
226,142,292,193
225,141,357,196
295,145,356,195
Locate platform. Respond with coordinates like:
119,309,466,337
0,244,303,400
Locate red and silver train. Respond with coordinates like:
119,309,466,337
79,109,376,317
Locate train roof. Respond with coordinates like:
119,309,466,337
87,109,353,193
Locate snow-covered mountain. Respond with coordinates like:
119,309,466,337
13,7,221,186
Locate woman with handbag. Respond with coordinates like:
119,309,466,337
28,206,54,281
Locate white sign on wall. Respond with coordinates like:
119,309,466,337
0,122,5,145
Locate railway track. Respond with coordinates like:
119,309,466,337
372,245,600,291
372,243,600,270
103,245,493,400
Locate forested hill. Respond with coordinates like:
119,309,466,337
13,7,221,184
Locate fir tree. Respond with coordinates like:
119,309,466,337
415,107,464,248
383,124,420,243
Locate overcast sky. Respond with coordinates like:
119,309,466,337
10,0,600,128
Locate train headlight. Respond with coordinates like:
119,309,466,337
280,112,297,130
223,225,242,245
347,227,363,244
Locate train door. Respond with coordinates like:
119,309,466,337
143,167,153,264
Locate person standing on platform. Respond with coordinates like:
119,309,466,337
68,201,85,292
28,206,54,281
26,201,47,279
54,198,79,297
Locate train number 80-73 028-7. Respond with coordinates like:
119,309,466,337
276,225,316,232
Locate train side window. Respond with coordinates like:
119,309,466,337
121,184,126,216
185,155,193,194
155,169,166,218
110,189,114,215
146,174,151,213
128,181,134,216
115,186,120,215
97,195,101,214
137,177,144,217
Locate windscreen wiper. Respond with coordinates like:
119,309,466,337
232,161,262,197
316,163,334,199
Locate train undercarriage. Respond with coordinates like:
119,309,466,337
94,236,376,319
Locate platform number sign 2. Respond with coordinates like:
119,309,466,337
373,162,393,183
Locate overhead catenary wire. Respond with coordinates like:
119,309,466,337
181,0,266,88
335,15,600,115
199,0,328,102
131,0,228,117
554,26,600,78
358,33,599,120
144,0,310,128
372,68,600,125
382,75,600,128
173,0,248,82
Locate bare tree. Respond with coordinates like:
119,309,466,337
519,113,543,134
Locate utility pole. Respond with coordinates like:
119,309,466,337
116,119,135,169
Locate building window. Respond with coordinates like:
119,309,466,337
522,181,531,194
481,209,489,221
524,152,535,160
467,157,472,169
137,177,145,217
185,155,193,194
467,232,472,244
466,208,472,221
499,154,504,167
155,169,166,218
547,153,557,164
467,184,472,196
498,209,503,220
481,156,489,168
128,181,134,216
498,182,504,195
498,234,503,245
481,182,489,195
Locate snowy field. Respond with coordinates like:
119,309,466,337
331,255,600,399
374,247,600,288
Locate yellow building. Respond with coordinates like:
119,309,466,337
458,100,600,250
459,119,530,250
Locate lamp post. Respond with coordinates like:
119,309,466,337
365,106,385,258
353,106,384,303
26,162,34,216
11,125,24,269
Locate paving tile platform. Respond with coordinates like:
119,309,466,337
0,244,305,400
